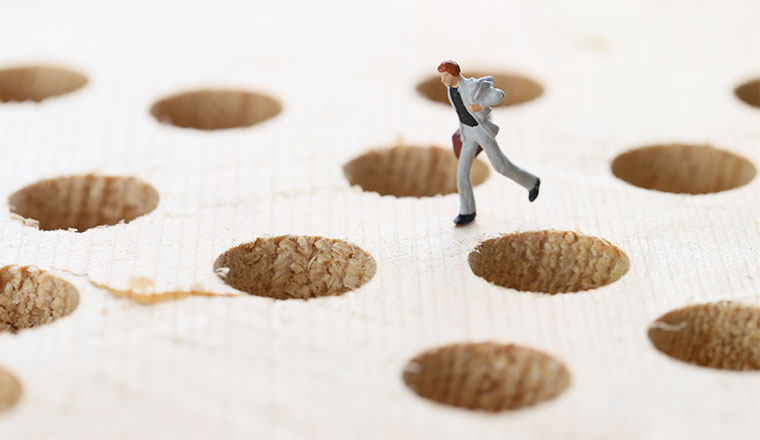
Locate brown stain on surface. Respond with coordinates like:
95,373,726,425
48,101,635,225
42,268,237,305
89,278,238,305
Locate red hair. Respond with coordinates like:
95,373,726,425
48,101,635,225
437,60,460,76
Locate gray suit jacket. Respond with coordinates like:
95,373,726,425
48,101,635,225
448,76,504,138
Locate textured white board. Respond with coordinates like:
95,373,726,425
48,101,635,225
1,0,760,438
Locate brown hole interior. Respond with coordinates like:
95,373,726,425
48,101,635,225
403,342,570,412
343,145,489,197
9,174,159,232
150,89,282,130
648,301,760,371
0,265,79,333
214,235,377,300
611,144,756,194
0,65,87,103
469,230,629,294
735,79,760,109
0,366,22,412
417,71,543,107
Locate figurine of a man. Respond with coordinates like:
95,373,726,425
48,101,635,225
438,60,540,225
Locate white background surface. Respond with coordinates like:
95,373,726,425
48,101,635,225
1,0,759,438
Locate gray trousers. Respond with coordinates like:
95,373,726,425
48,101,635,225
457,123,538,215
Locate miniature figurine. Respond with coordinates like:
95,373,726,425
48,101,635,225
437,60,540,225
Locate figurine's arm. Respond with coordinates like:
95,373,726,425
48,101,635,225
468,82,504,112
479,86,505,108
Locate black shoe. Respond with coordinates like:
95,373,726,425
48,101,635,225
529,178,540,202
453,212,476,225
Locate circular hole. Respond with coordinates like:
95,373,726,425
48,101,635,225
403,342,570,412
0,366,22,411
735,79,760,109
648,301,760,371
417,71,543,107
9,174,159,232
0,265,79,333
0,65,87,103
344,145,489,197
214,235,377,300
611,144,756,194
150,89,282,130
469,230,629,294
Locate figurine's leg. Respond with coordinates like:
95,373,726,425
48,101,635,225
457,137,479,216
477,131,538,191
